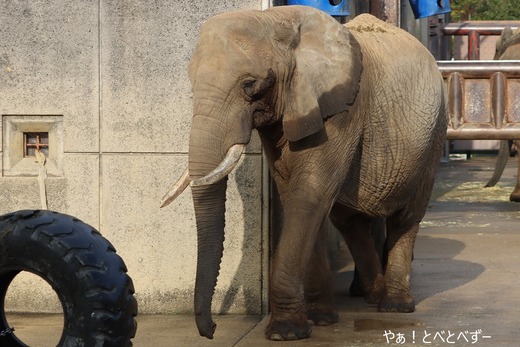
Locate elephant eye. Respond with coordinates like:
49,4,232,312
243,79,257,97
242,70,275,101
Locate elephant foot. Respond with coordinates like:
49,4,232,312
510,191,520,202
265,314,312,341
306,305,339,326
378,293,415,313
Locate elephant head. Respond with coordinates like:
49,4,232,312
160,6,362,339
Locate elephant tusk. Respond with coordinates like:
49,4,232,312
190,144,246,187
160,168,190,208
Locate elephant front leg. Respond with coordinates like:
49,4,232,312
266,198,330,341
267,254,312,341
304,220,338,326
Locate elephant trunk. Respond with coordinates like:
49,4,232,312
191,145,245,339
187,108,251,339
192,180,227,339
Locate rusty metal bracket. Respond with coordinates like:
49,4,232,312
438,60,520,140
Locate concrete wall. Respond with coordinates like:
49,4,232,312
1,0,269,315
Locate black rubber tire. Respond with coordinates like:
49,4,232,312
0,210,137,346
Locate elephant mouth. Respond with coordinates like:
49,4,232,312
160,143,246,207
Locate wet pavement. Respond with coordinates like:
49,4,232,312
7,156,520,346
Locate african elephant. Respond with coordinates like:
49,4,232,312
161,6,447,341
486,27,520,202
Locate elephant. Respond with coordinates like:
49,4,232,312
161,6,447,341
485,27,520,202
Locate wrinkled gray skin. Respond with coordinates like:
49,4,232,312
163,6,447,341
486,27,520,202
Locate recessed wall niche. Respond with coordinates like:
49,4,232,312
2,115,64,177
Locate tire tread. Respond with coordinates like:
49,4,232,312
0,210,137,346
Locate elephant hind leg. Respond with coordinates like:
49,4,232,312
304,220,338,326
378,213,418,313
348,217,386,300
330,206,385,304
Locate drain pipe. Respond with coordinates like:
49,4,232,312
35,150,48,210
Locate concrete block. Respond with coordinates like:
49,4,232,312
100,0,263,154
0,1,99,153
60,154,100,228
0,153,98,225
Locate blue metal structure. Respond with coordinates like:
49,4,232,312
409,0,451,19
286,0,351,17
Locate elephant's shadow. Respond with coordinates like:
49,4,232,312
332,234,484,308
218,156,263,315
409,235,485,304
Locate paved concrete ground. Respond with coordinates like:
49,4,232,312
7,156,520,346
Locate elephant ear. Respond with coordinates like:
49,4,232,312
280,8,362,142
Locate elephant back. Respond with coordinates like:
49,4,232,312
345,14,446,146
345,14,437,78
339,14,448,215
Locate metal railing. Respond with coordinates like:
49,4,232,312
439,60,520,140
440,22,520,141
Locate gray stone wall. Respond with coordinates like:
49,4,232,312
1,0,268,315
